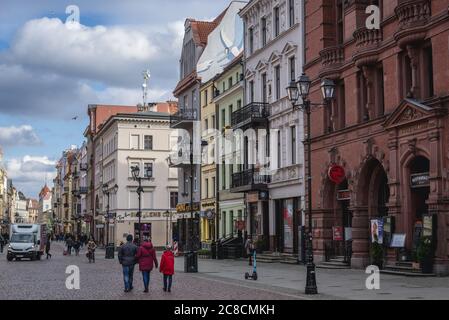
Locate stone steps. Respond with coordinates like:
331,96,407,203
381,263,436,277
380,269,436,277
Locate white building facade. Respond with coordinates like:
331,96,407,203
94,111,179,248
239,0,305,254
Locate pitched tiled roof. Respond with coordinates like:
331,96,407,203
189,7,227,47
39,184,51,198
173,70,200,98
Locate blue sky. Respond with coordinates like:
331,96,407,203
0,0,232,197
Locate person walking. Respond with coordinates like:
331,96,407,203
66,235,73,255
118,234,138,293
45,234,52,259
135,237,158,293
87,237,97,263
245,236,255,266
73,237,81,256
159,245,175,292
0,233,5,253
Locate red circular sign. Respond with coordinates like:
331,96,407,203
328,165,346,184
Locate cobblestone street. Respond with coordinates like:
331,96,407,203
1,242,449,300
0,242,301,300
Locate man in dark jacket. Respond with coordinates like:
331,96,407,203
0,234,5,253
118,234,138,292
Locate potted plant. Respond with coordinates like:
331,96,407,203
417,236,434,274
370,241,384,269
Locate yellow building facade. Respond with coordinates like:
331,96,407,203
200,80,217,246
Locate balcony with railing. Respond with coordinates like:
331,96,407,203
231,102,269,130
396,0,430,29
352,27,383,66
230,168,270,193
394,0,431,47
170,108,198,129
319,45,344,69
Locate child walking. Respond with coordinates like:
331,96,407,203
159,245,175,292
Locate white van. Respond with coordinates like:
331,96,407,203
7,224,47,261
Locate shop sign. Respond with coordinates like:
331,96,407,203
328,165,346,185
337,190,351,201
96,224,104,229
410,173,429,188
390,233,406,248
206,209,215,220
333,226,344,241
423,214,436,238
201,201,215,208
176,202,200,213
246,192,259,203
370,219,383,244
259,191,269,201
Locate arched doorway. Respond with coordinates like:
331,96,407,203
408,156,430,254
352,158,390,267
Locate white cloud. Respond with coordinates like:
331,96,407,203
5,155,56,198
0,125,41,146
10,18,157,86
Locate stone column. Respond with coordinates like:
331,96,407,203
350,205,369,268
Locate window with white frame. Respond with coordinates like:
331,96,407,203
131,135,140,150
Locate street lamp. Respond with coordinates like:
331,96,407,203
287,73,335,295
164,210,170,245
132,165,152,245
102,182,118,258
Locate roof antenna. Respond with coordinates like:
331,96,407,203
142,70,151,108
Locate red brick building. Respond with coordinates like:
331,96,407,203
304,0,449,275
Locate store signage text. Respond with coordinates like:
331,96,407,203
410,173,429,188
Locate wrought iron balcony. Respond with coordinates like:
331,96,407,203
170,108,198,129
230,168,270,193
231,102,269,129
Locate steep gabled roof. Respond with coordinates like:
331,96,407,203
189,6,228,47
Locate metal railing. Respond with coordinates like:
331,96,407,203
231,102,269,128
231,168,271,189
170,108,198,127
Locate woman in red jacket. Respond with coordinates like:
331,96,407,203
135,238,158,293
159,245,175,292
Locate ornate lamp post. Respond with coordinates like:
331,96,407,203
131,165,152,245
287,73,335,295
102,183,118,258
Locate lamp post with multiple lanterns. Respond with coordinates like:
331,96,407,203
131,165,152,245
286,73,335,295
102,183,118,256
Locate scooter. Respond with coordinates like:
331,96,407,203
245,250,258,281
